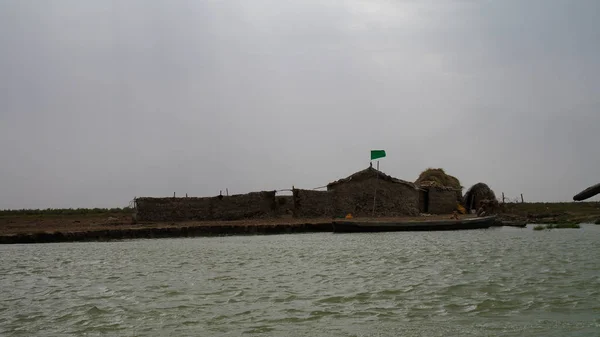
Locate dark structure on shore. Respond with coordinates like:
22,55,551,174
135,166,472,222
293,165,420,218
463,183,496,211
414,168,462,214
417,182,461,214
134,191,280,222
331,165,420,216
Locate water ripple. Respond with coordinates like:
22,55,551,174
1,226,600,336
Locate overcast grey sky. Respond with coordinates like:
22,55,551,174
1,0,599,209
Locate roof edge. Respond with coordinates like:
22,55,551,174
327,166,417,189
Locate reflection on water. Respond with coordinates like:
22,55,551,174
1,225,600,336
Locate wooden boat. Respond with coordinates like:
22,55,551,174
573,182,600,201
332,215,497,233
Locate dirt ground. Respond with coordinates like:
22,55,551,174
0,213,468,236
499,202,600,224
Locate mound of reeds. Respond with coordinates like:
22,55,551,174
415,168,461,189
463,183,497,210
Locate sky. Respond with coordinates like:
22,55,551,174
1,0,599,209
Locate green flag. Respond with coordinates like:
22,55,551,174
370,150,386,160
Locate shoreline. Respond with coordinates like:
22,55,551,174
0,214,484,244
1,215,480,244
2,201,600,244
0,221,335,244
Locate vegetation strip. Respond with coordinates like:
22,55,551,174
0,222,334,244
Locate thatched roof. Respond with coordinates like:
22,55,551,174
417,180,461,191
463,183,496,209
327,166,417,189
415,168,462,190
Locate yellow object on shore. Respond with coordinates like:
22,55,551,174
345,213,353,219
457,204,466,214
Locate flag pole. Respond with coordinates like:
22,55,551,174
370,150,385,217
372,160,379,217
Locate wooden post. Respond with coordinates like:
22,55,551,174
185,193,188,198
502,192,505,204
372,161,379,216
173,192,176,198
226,188,229,196
521,194,524,203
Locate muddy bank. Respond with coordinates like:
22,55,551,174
0,213,491,244
498,202,600,225
7,202,599,244
0,222,334,244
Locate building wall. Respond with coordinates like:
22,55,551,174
135,191,277,222
276,195,294,215
292,189,333,218
427,188,459,214
330,178,419,217
134,197,212,222
211,191,277,220
136,180,422,221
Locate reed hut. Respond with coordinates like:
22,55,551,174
326,164,420,217
415,168,462,214
415,168,462,189
463,183,497,211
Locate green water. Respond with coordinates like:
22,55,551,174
1,226,599,336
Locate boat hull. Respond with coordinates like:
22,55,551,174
573,182,600,201
332,216,497,233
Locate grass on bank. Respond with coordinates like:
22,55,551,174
533,223,581,230
547,223,581,229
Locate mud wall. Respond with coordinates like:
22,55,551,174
276,195,294,215
292,189,333,218
330,178,420,217
428,188,459,214
136,180,422,222
135,191,277,221
419,190,427,213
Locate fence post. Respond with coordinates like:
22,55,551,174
502,192,505,204
521,194,524,203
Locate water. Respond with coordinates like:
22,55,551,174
1,226,600,336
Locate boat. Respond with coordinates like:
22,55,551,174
332,215,497,233
573,182,600,201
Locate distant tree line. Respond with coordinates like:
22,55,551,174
0,207,132,216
